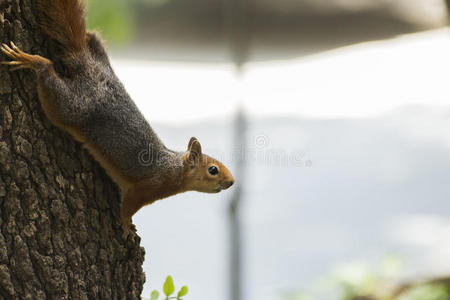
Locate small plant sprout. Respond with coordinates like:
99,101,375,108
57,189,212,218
149,275,189,300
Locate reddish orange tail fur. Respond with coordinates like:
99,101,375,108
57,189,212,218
36,0,87,56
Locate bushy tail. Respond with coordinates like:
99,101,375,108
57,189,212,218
36,0,87,56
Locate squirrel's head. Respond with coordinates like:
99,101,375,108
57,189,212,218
182,137,235,193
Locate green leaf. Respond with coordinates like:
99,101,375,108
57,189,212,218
150,290,159,300
163,275,175,297
177,286,189,298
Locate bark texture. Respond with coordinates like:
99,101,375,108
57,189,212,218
0,1,145,299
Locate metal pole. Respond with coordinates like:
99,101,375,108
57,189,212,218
228,107,246,300
224,0,249,298
224,0,249,72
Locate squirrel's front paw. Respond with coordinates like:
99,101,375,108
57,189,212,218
1,42,52,71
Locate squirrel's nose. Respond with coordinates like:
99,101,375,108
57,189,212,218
222,180,234,189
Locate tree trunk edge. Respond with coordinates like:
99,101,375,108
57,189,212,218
0,1,145,299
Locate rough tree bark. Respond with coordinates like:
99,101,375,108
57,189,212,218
0,1,145,299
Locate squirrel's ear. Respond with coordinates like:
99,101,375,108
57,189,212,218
186,138,202,167
187,137,198,151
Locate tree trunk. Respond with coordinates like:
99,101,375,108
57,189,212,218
0,1,145,299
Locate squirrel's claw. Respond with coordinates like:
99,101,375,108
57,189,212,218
1,42,19,59
9,42,26,57
1,43,13,57
9,41,18,50
1,42,24,70
1,61,31,71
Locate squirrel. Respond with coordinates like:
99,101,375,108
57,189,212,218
1,0,235,228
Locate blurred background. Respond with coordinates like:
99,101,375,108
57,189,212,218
86,0,450,299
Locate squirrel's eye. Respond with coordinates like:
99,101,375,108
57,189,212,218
208,166,219,175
